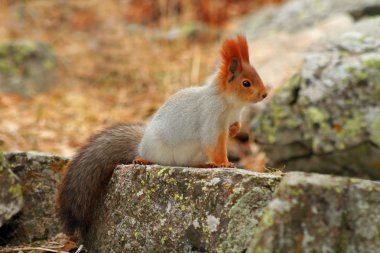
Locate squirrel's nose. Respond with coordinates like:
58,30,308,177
262,92,267,99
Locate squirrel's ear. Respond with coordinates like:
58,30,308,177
228,57,240,81
229,57,239,74
220,38,243,83
236,34,249,63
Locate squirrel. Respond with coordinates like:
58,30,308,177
56,34,267,238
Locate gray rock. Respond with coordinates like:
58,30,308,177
0,41,56,97
0,153,23,227
239,0,380,39
248,172,380,253
251,17,380,179
235,0,375,99
2,151,379,252
0,151,68,244
85,165,281,253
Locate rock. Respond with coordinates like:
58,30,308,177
2,151,379,252
235,0,380,93
239,0,380,38
85,165,281,253
0,152,68,244
0,153,23,228
248,172,380,253
251,17,380,179
0,41,56,97
246,13,353,91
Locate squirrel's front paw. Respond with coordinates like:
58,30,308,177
193,163,219,168
229,121,241,138
219,162,235,168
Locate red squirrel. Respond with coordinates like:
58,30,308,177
56,34,267,238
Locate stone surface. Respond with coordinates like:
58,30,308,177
86,165,281,253
0,153,23,228
248,172,380,253
1,151,379,252
239,0,380,38
251,17,380,179
237,0,380,110
0,151,68,244
0,41,56,97
246,13,353,91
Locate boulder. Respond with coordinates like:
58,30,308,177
248,172,380,253
0,41,56,97
85,165,282,253
1,152,379,252
236,0,380,108
0,152,68,244
0,153,23,228
251,17,380,179
239,0,380,37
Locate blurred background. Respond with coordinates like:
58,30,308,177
0,0,283,158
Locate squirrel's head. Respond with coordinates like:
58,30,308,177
218,34,267,103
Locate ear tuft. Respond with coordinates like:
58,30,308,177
236,34,249,63
219,34,250,84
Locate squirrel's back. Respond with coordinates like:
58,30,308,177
56,123,144,236
138,35,267,167
138,80,239,166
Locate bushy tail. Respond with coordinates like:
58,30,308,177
56,123,144,236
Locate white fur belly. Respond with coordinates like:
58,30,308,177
172,142,207,166
139,140,207,167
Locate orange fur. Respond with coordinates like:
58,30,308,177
219,34,250,87
218,34,267,103
229,121,241,138
206,132,234,167
133,157,152,165
236,34,249,62
219,38,242,89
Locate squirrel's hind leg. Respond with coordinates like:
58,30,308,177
229,121,241,138
133,157,152,165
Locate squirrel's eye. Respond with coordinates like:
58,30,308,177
242,80,251,88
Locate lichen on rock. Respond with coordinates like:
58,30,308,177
247,172,380,253
0,151,68,244
239,0,380,38
251,17,380,179
0,152,23,228
0,41,56,97
85,165,282,253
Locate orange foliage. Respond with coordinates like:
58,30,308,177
124,0,286,26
